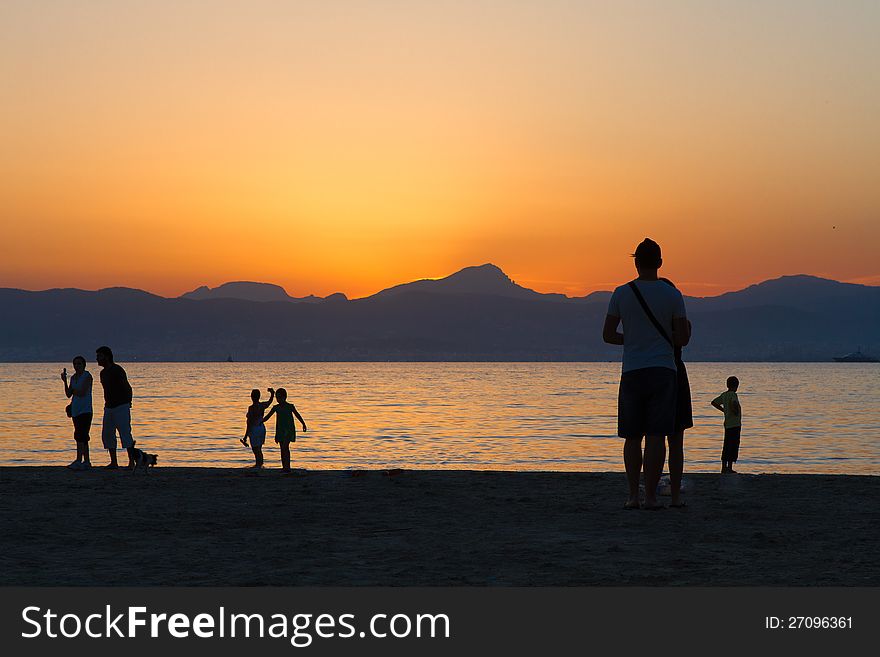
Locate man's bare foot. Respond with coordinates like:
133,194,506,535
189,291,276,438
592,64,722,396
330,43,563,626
105,463,118,469
624,498,640,510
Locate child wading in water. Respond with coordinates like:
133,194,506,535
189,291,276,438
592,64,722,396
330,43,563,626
711,376,742,473
262,388,307,472
241,387,274,468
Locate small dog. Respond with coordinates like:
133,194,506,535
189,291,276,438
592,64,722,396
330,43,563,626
129,441,158,474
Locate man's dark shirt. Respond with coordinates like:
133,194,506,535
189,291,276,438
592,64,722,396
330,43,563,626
100,363,133,409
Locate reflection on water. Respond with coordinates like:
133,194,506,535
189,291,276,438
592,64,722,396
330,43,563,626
1,362,877,474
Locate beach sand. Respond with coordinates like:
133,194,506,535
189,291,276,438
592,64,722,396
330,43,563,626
0,467,877,586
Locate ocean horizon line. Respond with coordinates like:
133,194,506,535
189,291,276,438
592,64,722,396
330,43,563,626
2,359,875,364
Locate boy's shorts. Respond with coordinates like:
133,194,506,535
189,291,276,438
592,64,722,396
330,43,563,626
722,426,741,462
102,404,134,450
617,367,677,439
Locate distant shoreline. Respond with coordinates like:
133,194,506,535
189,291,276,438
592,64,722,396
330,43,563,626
3,466,879,476
2,359,875,364
2,468,877,586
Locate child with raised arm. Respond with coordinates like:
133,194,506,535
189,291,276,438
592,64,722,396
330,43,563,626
262,388,307,472
711,376,742,473
241,387,274,468
61,356,94,470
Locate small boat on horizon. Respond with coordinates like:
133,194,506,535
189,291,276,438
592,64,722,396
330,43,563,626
833,348,878,363
226,355,234,363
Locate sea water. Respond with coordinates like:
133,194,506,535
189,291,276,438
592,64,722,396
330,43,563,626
0,362,877,473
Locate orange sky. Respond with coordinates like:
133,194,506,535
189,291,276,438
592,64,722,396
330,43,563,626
1,1,878,299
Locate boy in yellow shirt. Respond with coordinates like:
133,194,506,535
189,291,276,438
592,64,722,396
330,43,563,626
711,376,742,473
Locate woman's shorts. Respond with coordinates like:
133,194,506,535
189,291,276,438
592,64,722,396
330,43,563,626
673,361,694,433
72,412,92,442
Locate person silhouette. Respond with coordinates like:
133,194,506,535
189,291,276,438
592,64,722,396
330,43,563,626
61,356,93,470
262,388,307,472
95,346,135,469
712,376,742,473
240,387,275,468
603,238,689,510
660,278,692,508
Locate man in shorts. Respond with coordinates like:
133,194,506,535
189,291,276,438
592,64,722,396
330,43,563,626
96,345,135,469
603,238,690,509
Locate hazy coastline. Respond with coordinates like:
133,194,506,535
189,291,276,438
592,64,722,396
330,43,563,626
2,270,877,362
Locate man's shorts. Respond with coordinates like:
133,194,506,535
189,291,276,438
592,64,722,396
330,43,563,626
102,404,134,450
617,366,677,439
722,425,741,462
72,412,92,443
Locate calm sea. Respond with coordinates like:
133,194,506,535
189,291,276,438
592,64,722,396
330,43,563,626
0,363,877,474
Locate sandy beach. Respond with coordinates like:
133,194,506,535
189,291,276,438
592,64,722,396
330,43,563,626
0,467,877,586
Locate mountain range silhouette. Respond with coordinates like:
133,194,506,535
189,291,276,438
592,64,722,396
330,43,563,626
1,264,877,361
176,264,556,303
180,281,347,304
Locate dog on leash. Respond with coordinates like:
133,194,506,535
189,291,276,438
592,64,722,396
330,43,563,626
129,441,158,474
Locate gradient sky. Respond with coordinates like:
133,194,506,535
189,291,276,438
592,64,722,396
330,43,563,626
1,0,878,298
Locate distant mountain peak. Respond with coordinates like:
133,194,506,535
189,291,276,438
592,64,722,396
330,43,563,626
370,263,567,302
92,286,163,301
180,281,292,302
748,274,838,287
456,262,506,275
445,263,512,283
776,274,829,281
725,273,873,295
179,281,348,304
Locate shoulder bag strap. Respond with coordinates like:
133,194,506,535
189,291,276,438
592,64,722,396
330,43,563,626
628,281,674,346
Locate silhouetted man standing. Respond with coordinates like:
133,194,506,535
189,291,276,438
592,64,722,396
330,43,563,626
95,346,134,469
603,239,689,509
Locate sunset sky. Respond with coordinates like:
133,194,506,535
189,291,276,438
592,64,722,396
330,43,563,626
1,0,878,299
